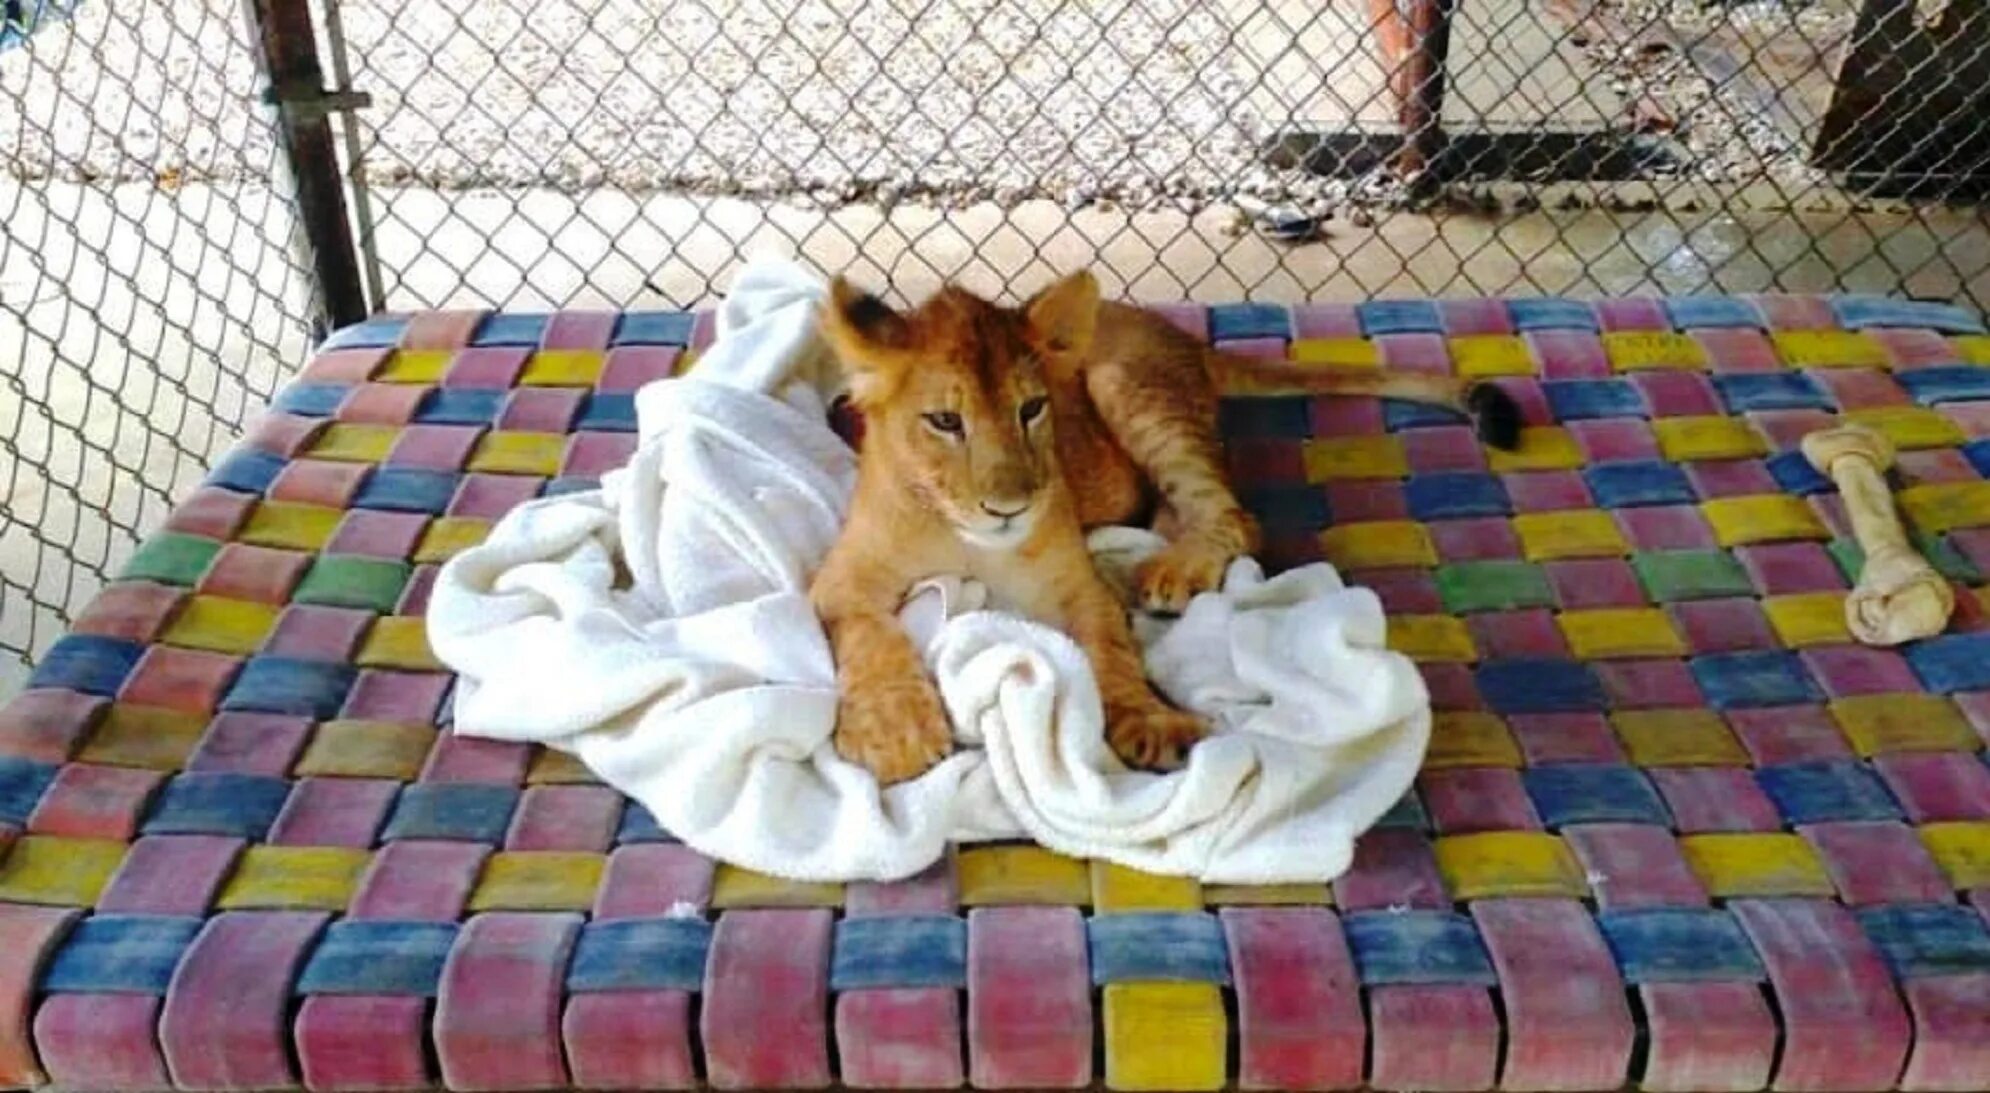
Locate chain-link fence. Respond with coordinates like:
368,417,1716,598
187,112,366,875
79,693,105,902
3,0,1989,685
0,0,317,689
330,0,1990,312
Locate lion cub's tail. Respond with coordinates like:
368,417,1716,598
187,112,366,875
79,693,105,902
1205,350,1523,450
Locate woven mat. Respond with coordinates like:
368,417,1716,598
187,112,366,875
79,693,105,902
5,295,1990,1092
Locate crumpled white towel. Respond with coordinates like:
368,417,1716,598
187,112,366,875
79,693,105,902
427,259,1431,884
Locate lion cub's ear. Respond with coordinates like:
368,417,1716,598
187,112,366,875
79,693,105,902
820,276,916,405
1024,270,1100,359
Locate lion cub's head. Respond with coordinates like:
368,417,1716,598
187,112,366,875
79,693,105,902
820,272,1099,549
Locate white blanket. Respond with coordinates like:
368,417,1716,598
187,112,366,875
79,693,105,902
427,260,1431,884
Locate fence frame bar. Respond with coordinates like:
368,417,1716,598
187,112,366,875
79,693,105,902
240,0,369,330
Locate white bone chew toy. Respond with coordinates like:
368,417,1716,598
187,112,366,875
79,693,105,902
1800,422,1953,646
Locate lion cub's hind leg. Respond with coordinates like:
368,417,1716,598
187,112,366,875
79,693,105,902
1086,360,1259,614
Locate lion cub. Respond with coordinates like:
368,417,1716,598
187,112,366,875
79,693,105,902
813,272,1519,784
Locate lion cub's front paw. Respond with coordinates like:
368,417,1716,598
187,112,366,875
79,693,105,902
1106,703,1207,771
1135,540,1233,614
835,679,954,785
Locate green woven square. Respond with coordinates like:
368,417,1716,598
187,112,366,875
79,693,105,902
1919,532,1982,584
1848,531,1984,585
1435,561,1554,614
1828,539,1864,582
1631,550,1752,602
292,555,412,613
121,532,222,586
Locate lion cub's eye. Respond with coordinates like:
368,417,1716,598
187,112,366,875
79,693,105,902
922,411,964,436
1018,396,1048,425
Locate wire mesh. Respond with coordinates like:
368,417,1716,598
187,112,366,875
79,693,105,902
3,0,1990,687
329,0,1990,312
0,0,316,688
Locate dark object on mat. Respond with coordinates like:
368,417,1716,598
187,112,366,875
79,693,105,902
1467,382,1524,450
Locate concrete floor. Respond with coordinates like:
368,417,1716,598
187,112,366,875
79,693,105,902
366,187,1990,311
5,177,1990,693
0,178,311,693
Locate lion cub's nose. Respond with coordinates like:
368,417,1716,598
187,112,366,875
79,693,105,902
980,498,1031,519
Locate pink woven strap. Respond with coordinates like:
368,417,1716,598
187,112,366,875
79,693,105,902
1223,907,1364,1089
1368,984,1499,1091
433,912,582,1091
1734,898,1911,1091
967,906,1090,1089
1640,981,1777,1093
837,859,962,1088
33,993,170,1091
539,310,617,350
700,908,833,1089
398,309,487,350
295,995,430,1090
1475,898,1636,1090
347,839,489,920
159,911,328,1089
1900,974,1990,1091
0,904,80,1087
564,991,696,1090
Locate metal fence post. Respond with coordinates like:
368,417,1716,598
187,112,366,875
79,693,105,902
240,0,369,331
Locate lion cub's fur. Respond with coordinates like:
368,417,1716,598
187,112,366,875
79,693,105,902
813,271,1516,784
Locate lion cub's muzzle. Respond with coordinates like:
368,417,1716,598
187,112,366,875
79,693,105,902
956,489,1040,549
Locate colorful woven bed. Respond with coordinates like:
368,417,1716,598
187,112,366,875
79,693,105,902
6,294,1990,1092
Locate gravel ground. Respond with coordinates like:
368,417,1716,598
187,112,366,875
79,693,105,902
343,0,1279,206
2,0,275,181
1557,0,1861,189
5,0,1297,206
0,0,1882,213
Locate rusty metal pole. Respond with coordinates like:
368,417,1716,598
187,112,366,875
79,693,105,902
1395,0,1457,184
240,0,369,332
